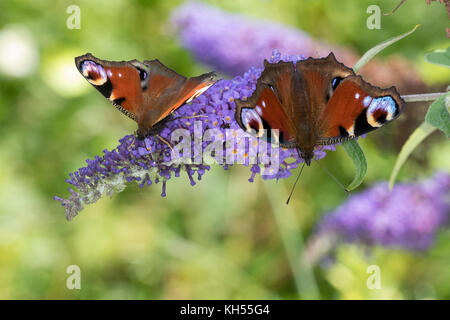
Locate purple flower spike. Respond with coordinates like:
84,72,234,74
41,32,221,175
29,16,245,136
171,2,337,75
55,50,337,220
310,172,450,256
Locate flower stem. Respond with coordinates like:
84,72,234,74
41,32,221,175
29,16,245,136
262,180,320,299
401,92,447,102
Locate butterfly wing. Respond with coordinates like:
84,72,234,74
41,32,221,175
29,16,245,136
316,75,405,145
140,59,216,128
75,53,150,122
235,54,404,166
235,60,298,146
75,54,217,137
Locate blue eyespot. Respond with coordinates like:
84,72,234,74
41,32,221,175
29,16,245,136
80,60,107,85
331,77,343,90
267,84,276,93
137,67,147,81
367,96,397,120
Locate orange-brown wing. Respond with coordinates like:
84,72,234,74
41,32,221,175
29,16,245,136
235,85,297,145
75,53,150,122
140,59,216,127
235,61,298,146
75,54,217,136
317,75,405,145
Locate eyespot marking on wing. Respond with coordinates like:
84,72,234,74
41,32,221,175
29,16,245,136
241,108,264,138
366,96,398,127
80,60,107,86
135,66,149,90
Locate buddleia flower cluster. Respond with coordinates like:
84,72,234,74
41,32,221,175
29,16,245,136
171,1,329,76
306,172,450,262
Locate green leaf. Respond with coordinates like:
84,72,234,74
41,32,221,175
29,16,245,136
342,139,367,191
424,47,450,68
389,122,436,190
353,24,420,73
424,93,450,137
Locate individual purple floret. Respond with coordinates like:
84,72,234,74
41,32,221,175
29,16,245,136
171,2,336,76
311,172,450,254
55,50,335,220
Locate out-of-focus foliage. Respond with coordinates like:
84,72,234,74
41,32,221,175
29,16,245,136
424,47,450,68
0,0,448,299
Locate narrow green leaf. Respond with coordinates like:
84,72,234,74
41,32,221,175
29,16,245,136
342,139,367,191
389,122,436,190
424,93,450,137
424,47,450,68
353,24,420,73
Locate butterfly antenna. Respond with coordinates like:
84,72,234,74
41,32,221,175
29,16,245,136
286,162,306,205
314,159,349,194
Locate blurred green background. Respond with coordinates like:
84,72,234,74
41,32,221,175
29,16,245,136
0,0,449,299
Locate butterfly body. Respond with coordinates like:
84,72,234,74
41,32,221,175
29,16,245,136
75,53,216,138
235,53,405,165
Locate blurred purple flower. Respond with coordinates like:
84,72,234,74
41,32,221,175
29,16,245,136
55,50,335,220
311,172,450,254
171,2,340,76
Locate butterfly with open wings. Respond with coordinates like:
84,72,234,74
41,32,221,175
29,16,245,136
235,52,405,166
75,53,217,139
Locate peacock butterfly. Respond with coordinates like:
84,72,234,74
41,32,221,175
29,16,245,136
235,53,405,165
75,53,217,138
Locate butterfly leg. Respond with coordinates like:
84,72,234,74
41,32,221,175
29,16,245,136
156,134,174,153
166,114,208,123
126,133,137,153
